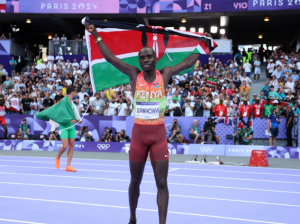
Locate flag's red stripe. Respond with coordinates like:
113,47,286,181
89,30,144,61
0,4,5,10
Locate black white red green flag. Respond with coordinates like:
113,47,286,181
82,17,218,92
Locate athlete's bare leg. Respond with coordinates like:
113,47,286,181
56,138,68,159
2,124,7,139
151,160,169,224
67,138,75,167
129,161,146,223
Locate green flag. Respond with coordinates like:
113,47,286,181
35,96,77,125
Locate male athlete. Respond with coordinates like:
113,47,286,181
86,23,211,224
0,95,8,139
54,87,82,172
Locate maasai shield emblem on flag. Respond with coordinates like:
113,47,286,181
83,17,218,92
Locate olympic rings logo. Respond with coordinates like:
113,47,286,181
97,144,110,150
199,147,214,153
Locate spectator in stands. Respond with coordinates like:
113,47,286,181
47,52,54,66
230,59,238,75
253,57,261,83
243,60,252,78
263,99,273,119
9,56,17,77
220,34,227,39
182,97,194,117
168,119,183,143
72,59,79,68
52,34,60,55
266,59,275,80
90,92,106,115
54,89,64,103
60,34,67,54
79,95,90,115
78,87,88,104
0,33,6,39
194,96,204,117
80,56,89,70
43,92,54,109
240,72,252,87
284,77,295,94
30,97,39,115
116,98,127,116
8,90,20,114
252,96,263,119
240,98,252,118
21,93,32,114
3,76,12,91
189,119,203,144
268,86,279,100
77,126,92,142
167,97,183,117
55,52,64,61
19,118,30,139
213,99,227,116
271,65,282,80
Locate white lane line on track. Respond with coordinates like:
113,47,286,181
0,195,286,224
1,181,299,208
0,218,46,224
1,159,300,177
0,164,298,184
168,168,179,172
0,172,300,195
0,155,299,171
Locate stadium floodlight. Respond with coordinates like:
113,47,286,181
198,28,204,33
220,29,226,34
179,27,186,31
190,27,196,32
210,26,218,33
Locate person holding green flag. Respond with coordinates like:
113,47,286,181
35,86,82,172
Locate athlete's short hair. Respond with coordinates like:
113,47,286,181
67,86,75,95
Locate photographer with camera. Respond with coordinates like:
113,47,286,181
202,117,220,144
233,121,253,145
116,129,130,142
77,125,93,142
168,118,183,143
99,127,113,142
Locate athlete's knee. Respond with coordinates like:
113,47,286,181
130,177,142,188
156,177,168,191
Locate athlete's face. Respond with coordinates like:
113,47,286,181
138,48,157,72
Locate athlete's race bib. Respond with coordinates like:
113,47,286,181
136,102,160,119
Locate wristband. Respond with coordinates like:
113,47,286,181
95,37,102,43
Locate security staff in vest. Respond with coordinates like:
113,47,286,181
267,107,280,146
19,118,30,139
77,125,92,142
285,105,294,146
116,129,130,142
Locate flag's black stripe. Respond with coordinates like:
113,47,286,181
85,18,217,52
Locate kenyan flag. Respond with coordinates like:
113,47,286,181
238,118,253,132
84,18,218,92
207,78,217,87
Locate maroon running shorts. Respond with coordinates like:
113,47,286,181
129,123,169,162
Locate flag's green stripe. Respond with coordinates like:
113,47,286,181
92,48,200,92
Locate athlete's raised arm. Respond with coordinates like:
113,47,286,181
161,53,200,79
85,23,140,80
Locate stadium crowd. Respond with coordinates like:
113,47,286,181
0,48,299,120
